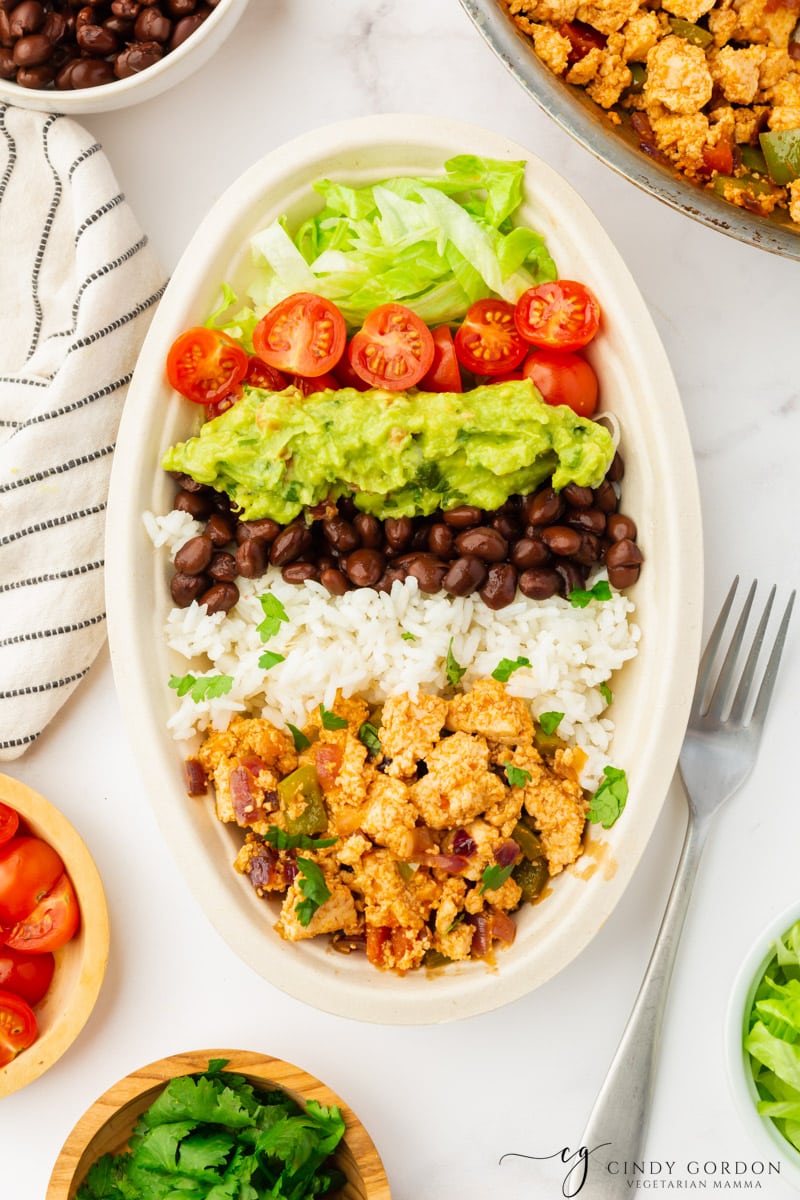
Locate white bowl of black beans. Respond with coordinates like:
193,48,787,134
0,0,249,113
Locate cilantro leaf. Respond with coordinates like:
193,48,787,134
401,631,417,642
257,592,289,641
258,649,285,670
538,711,564,735
287,723,310,751
569,579,613,608
491,655,531,682
320,703,348,730
588,765,628,829
168,672,233,704
263,827,337,852
445,637,466,686
295,857,331,926
358,721,381,756
480,861,515,894
599,681,613,706
504,761,532,789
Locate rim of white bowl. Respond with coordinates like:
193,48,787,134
726,899,800,1184
0,0,249,114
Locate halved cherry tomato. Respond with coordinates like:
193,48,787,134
348,303,435,391
522,349,599,417
4,873,80,954
514,281,601,351
0,990,37,1067
490,372,525,384
166,327,248,405
0,837,63,928
453,299,527,376
289,372,340,396
252,293,346,378
420,325,463,393
0,804,19,847
245,356,289,391
0,947,55,1006
332,348,371,391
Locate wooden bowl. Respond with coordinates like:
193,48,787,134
46,1048,392,1200
0,774,109,1099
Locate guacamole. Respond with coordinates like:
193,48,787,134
162,380,615,523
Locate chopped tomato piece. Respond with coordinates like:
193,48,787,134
0,947,55,1006
166,327,248,405
0,804,18,847
315,744,344,792
252,293,346,378
0,837,63,927
514,281,601,351
420,325,463,392
522,349,599,417
4,873,80,954
558,19,607,61
0,990,37,1067
453,299,527,376
701,138,735,177
348,303,435,390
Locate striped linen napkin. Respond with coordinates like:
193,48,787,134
0,104,166,760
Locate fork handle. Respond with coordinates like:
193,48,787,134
577,808,709,1196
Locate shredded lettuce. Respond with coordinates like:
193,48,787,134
243,155,557,327
744,919,800,1150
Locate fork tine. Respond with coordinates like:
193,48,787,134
727,585,776,724
705,580,757,721
747,589,796,730
690,576,740,720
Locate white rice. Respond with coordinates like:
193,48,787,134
146,509,640,789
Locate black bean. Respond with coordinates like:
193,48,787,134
113,39,162,75
510,536,550,570
205,512,235,547
573,533,604,565
566,508,606,536
384,516,413,551
9,1,44,37
282,562,319,584
169,7,204,46
342,548,385,587
199,582,239,614
442,505,482,529
322,516,360,553
594,479,618,513
608,565,641,588
442,555,487,596
134,4,170,39
16,60,53,83
353,513,382,548
607,451,625,482
605,538,643,571
374,565,408,593
269,523,312,566
70,55,115,85
479,563,518,610
491,512,519,539
235,538,269,578
173,534,213,575
76,21,117,52
405,555,448,593
524,486,564,527
319,567,350,595
170,571,209,607
428,523,454,557
12,30,49,63
454,526,508,563
555,561,587,596
540,525,582,556
562,483,594,509
173,489,211,520
607,513,637,542
208,551,237,582
236,517,279,545
518,568,561,600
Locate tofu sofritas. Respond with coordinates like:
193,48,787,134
195,678,589,973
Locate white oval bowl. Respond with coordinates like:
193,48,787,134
105,113,703,1024
0,0,249,115
726,901,800,1186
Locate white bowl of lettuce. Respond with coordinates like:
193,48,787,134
728,904,800,1182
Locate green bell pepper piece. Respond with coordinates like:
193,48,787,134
513,857,549,903
668,17,713,47
740,144,768,175
278,764,328,836
512,821,545,862
759,128,800,185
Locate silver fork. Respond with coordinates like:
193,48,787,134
578,578,795,1196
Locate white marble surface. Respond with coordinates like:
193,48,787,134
3,1,800,1196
